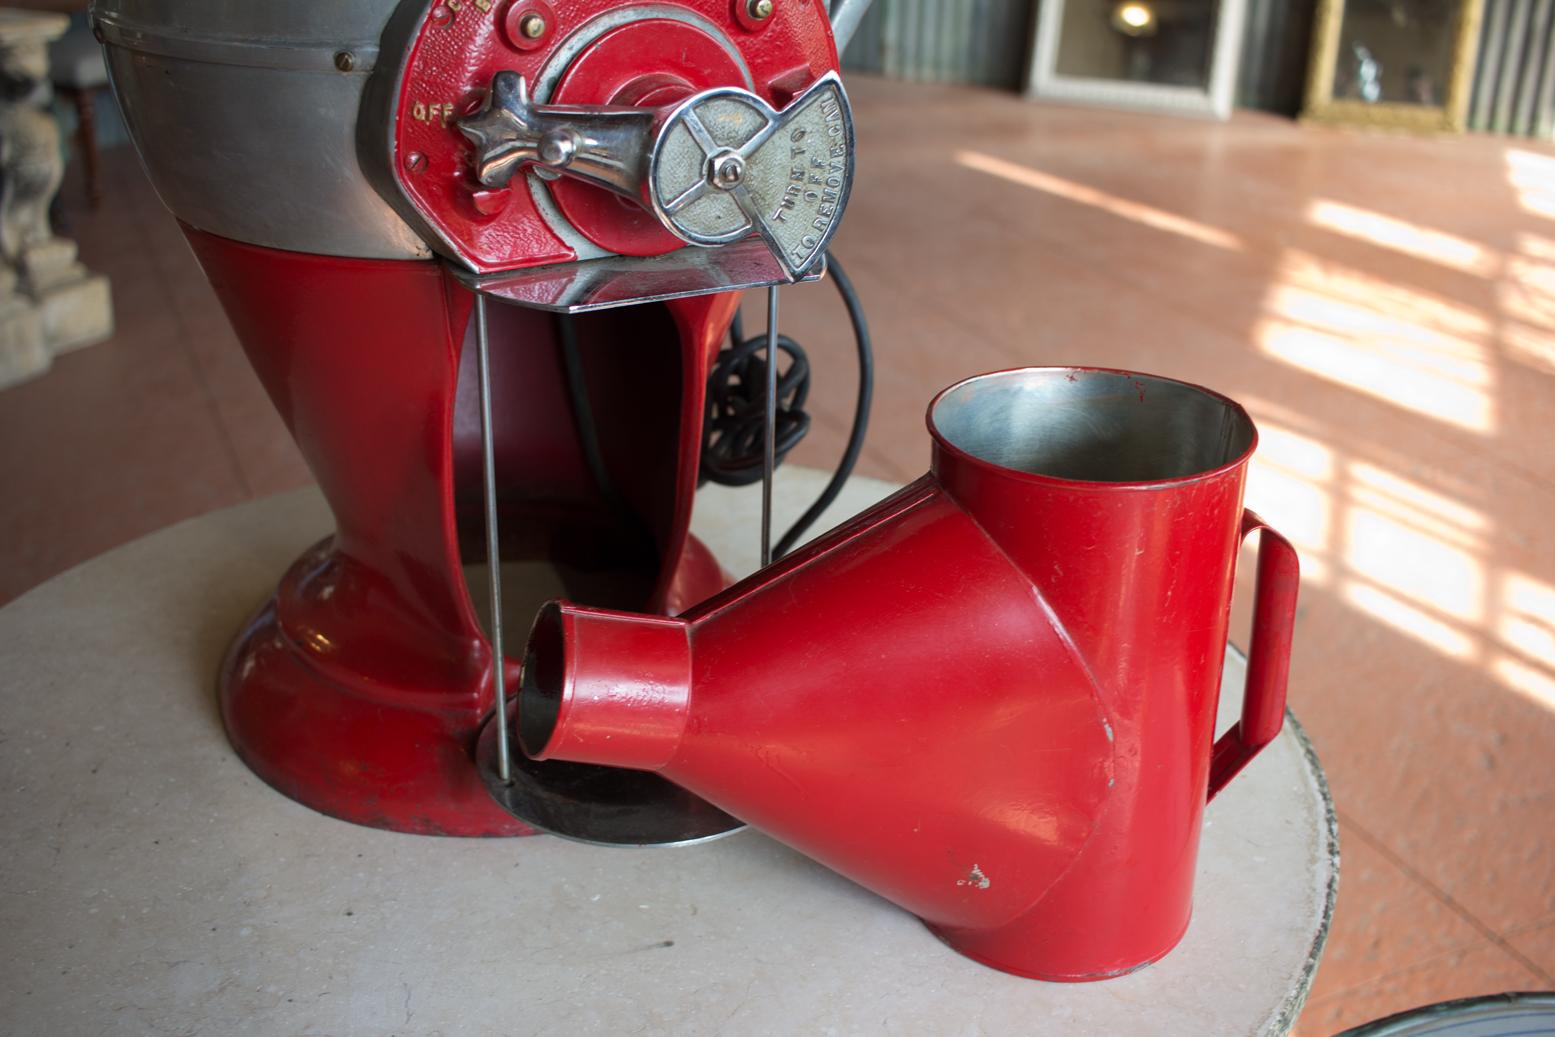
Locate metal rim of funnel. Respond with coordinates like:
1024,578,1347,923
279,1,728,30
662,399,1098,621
928,366,1259,488
475,711,746,848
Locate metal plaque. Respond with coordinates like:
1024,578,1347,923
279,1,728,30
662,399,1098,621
649,72,854,278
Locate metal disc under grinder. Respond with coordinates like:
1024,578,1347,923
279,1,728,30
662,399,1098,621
475,713,745,847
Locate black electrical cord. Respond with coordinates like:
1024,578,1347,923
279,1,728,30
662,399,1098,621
700,330,813,487
772,253,872,560
557,312,635,524
699,251,874,560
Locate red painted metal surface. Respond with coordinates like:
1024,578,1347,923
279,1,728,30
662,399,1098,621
186,227,735,835
546,17,748,257
390,0,841,273
518,367,1300,978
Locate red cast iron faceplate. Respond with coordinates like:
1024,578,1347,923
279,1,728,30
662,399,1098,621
392,0,841,273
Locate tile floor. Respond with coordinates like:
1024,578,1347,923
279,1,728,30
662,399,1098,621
4,76,1555,1033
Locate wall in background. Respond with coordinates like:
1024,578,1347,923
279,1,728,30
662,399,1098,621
1470,0,1555,137
834,0,1555,140
1237,0,1319,115
840,0,1033,89
842,0,1317,114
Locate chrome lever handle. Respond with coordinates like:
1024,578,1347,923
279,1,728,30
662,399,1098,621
458,71,854,279
458,71,657,197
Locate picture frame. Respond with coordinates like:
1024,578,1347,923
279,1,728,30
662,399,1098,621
1301,0,1484,132
1025,0,1250,119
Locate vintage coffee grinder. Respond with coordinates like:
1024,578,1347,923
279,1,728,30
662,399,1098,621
97,0,868,841
99,0,1306,983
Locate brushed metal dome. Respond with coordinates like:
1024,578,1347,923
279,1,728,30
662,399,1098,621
94,0,431,259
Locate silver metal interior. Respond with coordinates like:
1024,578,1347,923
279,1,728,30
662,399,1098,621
517,603,564,760
95,0,430,259
932,369,1255,483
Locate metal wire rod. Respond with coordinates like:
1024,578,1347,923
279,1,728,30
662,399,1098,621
761,285,778,568
476,294,512,784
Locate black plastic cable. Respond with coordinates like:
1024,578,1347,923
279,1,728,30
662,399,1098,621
771,252,872,560
556,313,632,521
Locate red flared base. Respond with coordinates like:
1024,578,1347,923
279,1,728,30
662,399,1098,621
219,533,729,837
183,228,741,838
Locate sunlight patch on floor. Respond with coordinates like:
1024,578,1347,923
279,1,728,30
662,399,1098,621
954,149,1244,251
1237,409,1555,693
1258,319,1495,433
1492,654,1555,710
1343,481,1485,625
1247,423,1335,586
1498,233,1555,379
1506,148,1555,221
1256,253,1497,433
1499,320,1555,375
1495,571,1555,713
1242,389,1555,716
1307,199,1499,278
1347,461,1488,549
1343,581,1480,660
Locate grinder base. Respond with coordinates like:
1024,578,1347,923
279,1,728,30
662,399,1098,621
220,528,731,838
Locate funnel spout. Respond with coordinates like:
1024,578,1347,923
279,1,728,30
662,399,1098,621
519,602,692,772
517,478,1119,954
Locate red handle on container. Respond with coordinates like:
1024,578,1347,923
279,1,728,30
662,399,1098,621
1207,509,1301,802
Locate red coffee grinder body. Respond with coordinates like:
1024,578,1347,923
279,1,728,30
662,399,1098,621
98,0,858,838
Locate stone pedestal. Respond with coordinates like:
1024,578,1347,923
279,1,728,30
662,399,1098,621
0,10,113,390
0,265,45,377
21,235,112,353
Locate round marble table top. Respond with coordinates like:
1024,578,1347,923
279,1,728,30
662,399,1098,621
0,470,1336,1036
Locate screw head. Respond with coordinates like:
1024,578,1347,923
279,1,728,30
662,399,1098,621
538,129,577,168
406,152,428,174
709,151,746,190
748,0,774,19
519,12,547,38
333,50,356,72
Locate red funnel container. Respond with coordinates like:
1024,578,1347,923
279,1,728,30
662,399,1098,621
517,367,1300,979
